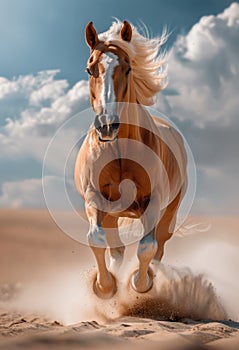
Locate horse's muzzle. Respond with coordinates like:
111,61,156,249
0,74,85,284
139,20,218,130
94,114,120,142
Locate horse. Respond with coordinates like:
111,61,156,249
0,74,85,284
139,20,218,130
74,20,187,298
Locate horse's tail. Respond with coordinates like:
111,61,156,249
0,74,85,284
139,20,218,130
118,216,211,243
174,217,212,237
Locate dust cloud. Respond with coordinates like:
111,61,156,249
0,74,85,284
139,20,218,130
8,230,238,325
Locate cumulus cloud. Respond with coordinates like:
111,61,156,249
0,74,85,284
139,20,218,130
0,70,90,209
0,71,65,122
158,2,239,127
1,70,89,131
0,70,89,160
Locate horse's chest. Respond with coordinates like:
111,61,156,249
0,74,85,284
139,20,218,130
94,159,151,216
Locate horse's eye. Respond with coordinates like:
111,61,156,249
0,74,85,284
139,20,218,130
86,67,92,76
126,66,131,76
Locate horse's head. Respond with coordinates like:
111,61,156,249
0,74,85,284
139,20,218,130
85,21,132,142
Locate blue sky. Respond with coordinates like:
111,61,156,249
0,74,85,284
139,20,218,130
0,0,239,215
0,0,236,85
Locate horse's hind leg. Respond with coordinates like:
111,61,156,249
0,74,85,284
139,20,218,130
131,228,158,293
154,189,183,261
103,215,125,271
131,194,159,293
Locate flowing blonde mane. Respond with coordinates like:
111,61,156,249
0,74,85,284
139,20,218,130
98,19,168,106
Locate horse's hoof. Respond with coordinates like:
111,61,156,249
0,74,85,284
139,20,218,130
131,267,154,293
93,273,117,299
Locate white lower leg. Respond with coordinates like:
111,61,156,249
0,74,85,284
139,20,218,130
88,225,117,298
91,247,117,298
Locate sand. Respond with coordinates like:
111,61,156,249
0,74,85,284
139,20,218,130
0,209,239,349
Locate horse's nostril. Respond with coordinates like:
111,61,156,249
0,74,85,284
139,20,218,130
111,122,120,130
111,115,120,130
94,115,100,129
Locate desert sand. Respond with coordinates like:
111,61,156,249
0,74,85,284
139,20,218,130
0,209,239,349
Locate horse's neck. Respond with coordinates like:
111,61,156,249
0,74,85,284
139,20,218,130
118,79,153,139
118,104,141,139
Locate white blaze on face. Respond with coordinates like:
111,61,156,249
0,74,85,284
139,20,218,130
101,52,119,116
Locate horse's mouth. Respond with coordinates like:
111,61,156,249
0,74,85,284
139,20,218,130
98,136,117,143
96,130,118,143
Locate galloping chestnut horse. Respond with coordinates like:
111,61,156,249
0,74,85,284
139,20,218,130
75,20,187,298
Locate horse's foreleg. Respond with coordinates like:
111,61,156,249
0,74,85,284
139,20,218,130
103,215,125,271
86,206,117,299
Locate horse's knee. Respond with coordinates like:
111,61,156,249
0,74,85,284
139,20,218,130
87,225,107,248
154,229,173,261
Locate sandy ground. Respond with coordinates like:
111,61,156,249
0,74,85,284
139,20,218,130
0,209,239,350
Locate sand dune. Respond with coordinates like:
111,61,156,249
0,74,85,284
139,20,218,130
0,210,239,349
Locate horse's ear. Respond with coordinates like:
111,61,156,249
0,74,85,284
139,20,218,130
85,21,99,49
120,20,132,42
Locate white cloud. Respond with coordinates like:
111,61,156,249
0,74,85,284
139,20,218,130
0,70,89,160
29,78,68,106
0,70,65,112
1,70,89,131
0,70,90,210
158,2,239,127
